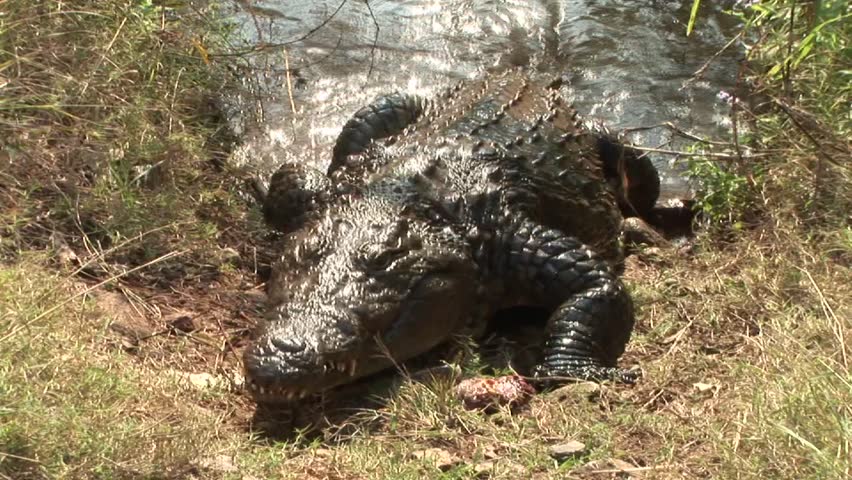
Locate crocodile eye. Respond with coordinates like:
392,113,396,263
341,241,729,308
360,247,408,271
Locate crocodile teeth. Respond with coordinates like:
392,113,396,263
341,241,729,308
298,390,309,400
348,359,357,376
259,386,266,395
337,361,347,372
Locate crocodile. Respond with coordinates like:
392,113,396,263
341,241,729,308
244,70,660,403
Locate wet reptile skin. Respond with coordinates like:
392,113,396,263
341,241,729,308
245,70,656,403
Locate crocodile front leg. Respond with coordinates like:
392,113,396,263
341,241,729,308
496,216,637,384
263,163,332,233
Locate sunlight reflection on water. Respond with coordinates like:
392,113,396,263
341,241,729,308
224,0,744,198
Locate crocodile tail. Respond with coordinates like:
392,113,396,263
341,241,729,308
329,93,427,174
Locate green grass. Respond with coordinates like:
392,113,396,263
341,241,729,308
0,259,226,479
1,1,850,479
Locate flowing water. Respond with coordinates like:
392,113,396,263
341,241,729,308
222,0,744,198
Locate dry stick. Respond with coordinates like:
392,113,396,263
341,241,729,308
770,94,843,170
784,3,796,97
222,0,350,56
631,145,770,160
363,0,380,80
730,62,746,166
589,466,668,474
682,30,744,90
283,49,297,113
239,0,266,44
168,67,185,135
623,122,732,147
764,89,850,157
373,334,408,379
43,223,182,301
213,310,242,372
767,91,847,204
80,16,127,95
798,266,847,370
0,249,188,344
0,451,39,464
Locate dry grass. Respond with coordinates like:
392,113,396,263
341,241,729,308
1,1,850,479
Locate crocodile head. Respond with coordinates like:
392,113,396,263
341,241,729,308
243,206,476,403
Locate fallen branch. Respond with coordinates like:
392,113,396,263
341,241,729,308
631,145,771,160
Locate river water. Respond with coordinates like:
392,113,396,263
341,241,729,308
222,0,744,198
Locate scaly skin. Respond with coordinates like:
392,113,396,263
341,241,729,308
245,70,655,402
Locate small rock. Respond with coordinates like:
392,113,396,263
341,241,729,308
548,440,588,462
621,217,669,248
51,233,79,267
693,382,721,395
199,454,238,473
455,374,536,412
578,458,643,478
548,381,601,402
183,371,244,392
473,459,525,477
166,313,196,334
312,448,334,458
188,373,218,389
219,247,241,266
410,448,460,471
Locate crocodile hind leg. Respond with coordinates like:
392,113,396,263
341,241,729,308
329,93,426,174
499,216,637,384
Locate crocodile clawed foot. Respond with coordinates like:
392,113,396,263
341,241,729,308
531,364,641,390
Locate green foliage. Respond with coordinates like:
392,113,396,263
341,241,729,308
688,158,758,227
688,0,850,227
686,0,702,36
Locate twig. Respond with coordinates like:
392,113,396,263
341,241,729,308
0,451,40,463
768,94,843,168
168,67,185,135
39,223,183,304
784,3,796,96
283,49,297,113
223,0,349,56
80,16,127,95
798,266,847,370
363,0,380,80
588,465,667,474
631,146,770,159
682,31,744,90
622,122,732,146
